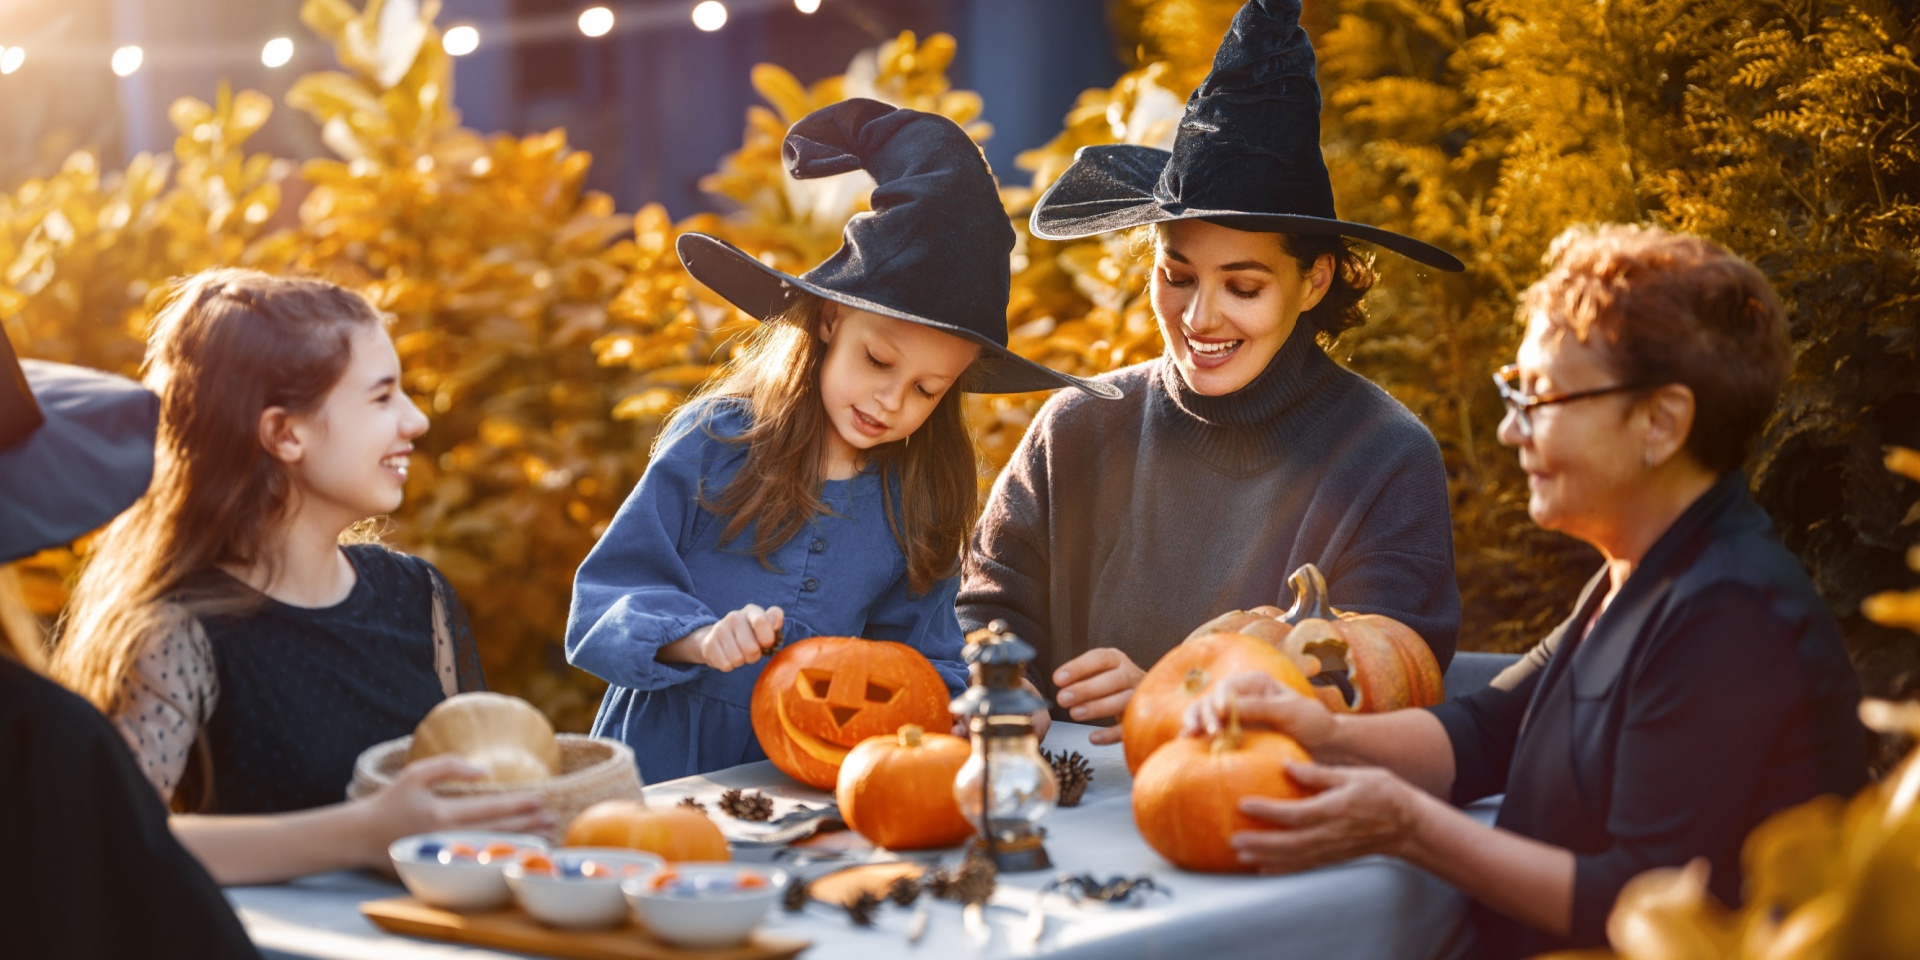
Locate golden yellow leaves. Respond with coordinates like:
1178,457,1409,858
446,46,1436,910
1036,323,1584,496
1864,447,1920,632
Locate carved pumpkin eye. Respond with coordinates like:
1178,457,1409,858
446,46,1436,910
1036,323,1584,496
864,682,897,704
799,670,833,700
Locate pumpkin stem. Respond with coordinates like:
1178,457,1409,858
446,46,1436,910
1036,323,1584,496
1182,668,1208,695
1282,563,1334,624
899,724,923,748
1214,696,1244,754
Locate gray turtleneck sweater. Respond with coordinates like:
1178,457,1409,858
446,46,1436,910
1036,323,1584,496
959,324,1460,704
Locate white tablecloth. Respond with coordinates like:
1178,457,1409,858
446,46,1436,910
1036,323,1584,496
229,723,1493,960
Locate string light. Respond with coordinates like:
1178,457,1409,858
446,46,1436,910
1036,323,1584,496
261,37,294,68
578,6,614,38
443,25,480,56
795,0,821,12
111,45,143,77
691,1,727,32
69,3,756,80
0,47,22,76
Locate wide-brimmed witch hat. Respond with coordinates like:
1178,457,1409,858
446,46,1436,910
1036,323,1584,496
678,98,1122,399
1030,0,1464,272
1,331,159,564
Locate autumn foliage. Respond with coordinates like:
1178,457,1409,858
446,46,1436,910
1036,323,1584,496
2,0,1916,730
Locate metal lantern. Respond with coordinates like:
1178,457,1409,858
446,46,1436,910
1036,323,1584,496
950,619,1058,872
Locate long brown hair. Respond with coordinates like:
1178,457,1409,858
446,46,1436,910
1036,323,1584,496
671,294,979,595
51,269,383,729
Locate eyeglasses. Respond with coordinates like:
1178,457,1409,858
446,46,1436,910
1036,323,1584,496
1493,364,1649,440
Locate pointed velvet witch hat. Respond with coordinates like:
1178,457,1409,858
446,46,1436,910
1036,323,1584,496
1030,0,1464,272
678,98,1121,399
0,330,160,564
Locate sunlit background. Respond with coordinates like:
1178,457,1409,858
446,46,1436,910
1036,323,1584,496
0,0,1121,214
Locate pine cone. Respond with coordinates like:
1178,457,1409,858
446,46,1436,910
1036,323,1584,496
929,847,997,906
782,875,812,913
1043,749,1093,807
845,891,882,927
885,875,921,906
718,787,774,821
676,796,708,813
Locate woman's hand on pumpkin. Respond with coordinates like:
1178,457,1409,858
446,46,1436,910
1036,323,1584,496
1053,647,1145,742
358,755,553,866
1185,671,1338,754
698,604,785,671
1229,762,1424,872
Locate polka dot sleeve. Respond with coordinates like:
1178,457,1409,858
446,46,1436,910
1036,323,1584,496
110,605,218,803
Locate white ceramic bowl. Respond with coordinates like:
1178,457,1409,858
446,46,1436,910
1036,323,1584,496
389,831,549,912
623,863,786,949
505,848,665,930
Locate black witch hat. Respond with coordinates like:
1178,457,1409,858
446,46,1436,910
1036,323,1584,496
1030,0,1464,272
0,331,159,563
678,98,1122,399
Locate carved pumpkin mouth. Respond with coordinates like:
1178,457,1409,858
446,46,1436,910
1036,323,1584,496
773,688,852,766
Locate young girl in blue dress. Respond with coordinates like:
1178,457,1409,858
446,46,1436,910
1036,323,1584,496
565,99,1117,781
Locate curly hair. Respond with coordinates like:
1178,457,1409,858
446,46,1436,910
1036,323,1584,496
1519,223,1790,474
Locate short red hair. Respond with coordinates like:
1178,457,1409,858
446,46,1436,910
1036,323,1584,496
1520,224,1791,474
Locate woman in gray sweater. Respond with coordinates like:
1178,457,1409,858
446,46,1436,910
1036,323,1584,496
958,0,1465,742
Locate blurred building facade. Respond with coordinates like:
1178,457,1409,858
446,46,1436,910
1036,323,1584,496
1,0,1122,215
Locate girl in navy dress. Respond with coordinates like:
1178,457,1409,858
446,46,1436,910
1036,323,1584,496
566,99,1116,781
51,269,550,884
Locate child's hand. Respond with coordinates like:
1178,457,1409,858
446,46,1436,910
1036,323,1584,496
697,604,784,671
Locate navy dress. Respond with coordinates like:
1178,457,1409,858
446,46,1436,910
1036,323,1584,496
566,398,969,783
187,544,485,814
1429,472,1868,959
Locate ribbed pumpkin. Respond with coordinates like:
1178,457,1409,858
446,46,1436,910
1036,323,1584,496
1131,703,1313,873
564,800,729,862
749,636,952,790
407,691,561,783
1268,564,1445,713
836,724,974,850
1120,631,1315,773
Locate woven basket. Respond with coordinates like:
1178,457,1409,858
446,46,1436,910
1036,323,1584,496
349,734,644,843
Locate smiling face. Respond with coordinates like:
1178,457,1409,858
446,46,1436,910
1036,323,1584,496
815,305,979,475
270,323,429,528
1149,219,1333,396
1498,313,1650,543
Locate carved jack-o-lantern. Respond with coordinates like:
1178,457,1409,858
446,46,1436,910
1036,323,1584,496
749,636,952,790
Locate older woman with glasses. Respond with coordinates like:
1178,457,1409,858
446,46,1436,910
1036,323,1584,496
1186,223,1868,959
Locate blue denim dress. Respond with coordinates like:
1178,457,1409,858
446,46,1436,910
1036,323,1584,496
565,398,968,782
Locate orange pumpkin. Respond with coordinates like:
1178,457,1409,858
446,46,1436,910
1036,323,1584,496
1131,705,1313,873
564,800,730,862
1120,631,1315,773
836,724,974,850
1269,564,1444,713
749,636,952,790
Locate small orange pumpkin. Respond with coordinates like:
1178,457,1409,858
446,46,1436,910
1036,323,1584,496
749,636,952,790
1120,631,1315,774
1269,564,1444,713
1132,701,1314,873
836,724,974,851
564,800,729,862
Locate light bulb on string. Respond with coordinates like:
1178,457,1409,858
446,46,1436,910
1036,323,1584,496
579,6,614,37
443,25,480,56
691,1,727,31
261,37,294,68
111,45,143,77
795,0,821,12
0,46,22,76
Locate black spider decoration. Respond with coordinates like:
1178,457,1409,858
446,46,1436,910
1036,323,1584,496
1042,873,1169,906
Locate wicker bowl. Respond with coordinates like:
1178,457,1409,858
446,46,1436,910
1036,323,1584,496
349,734,645,843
